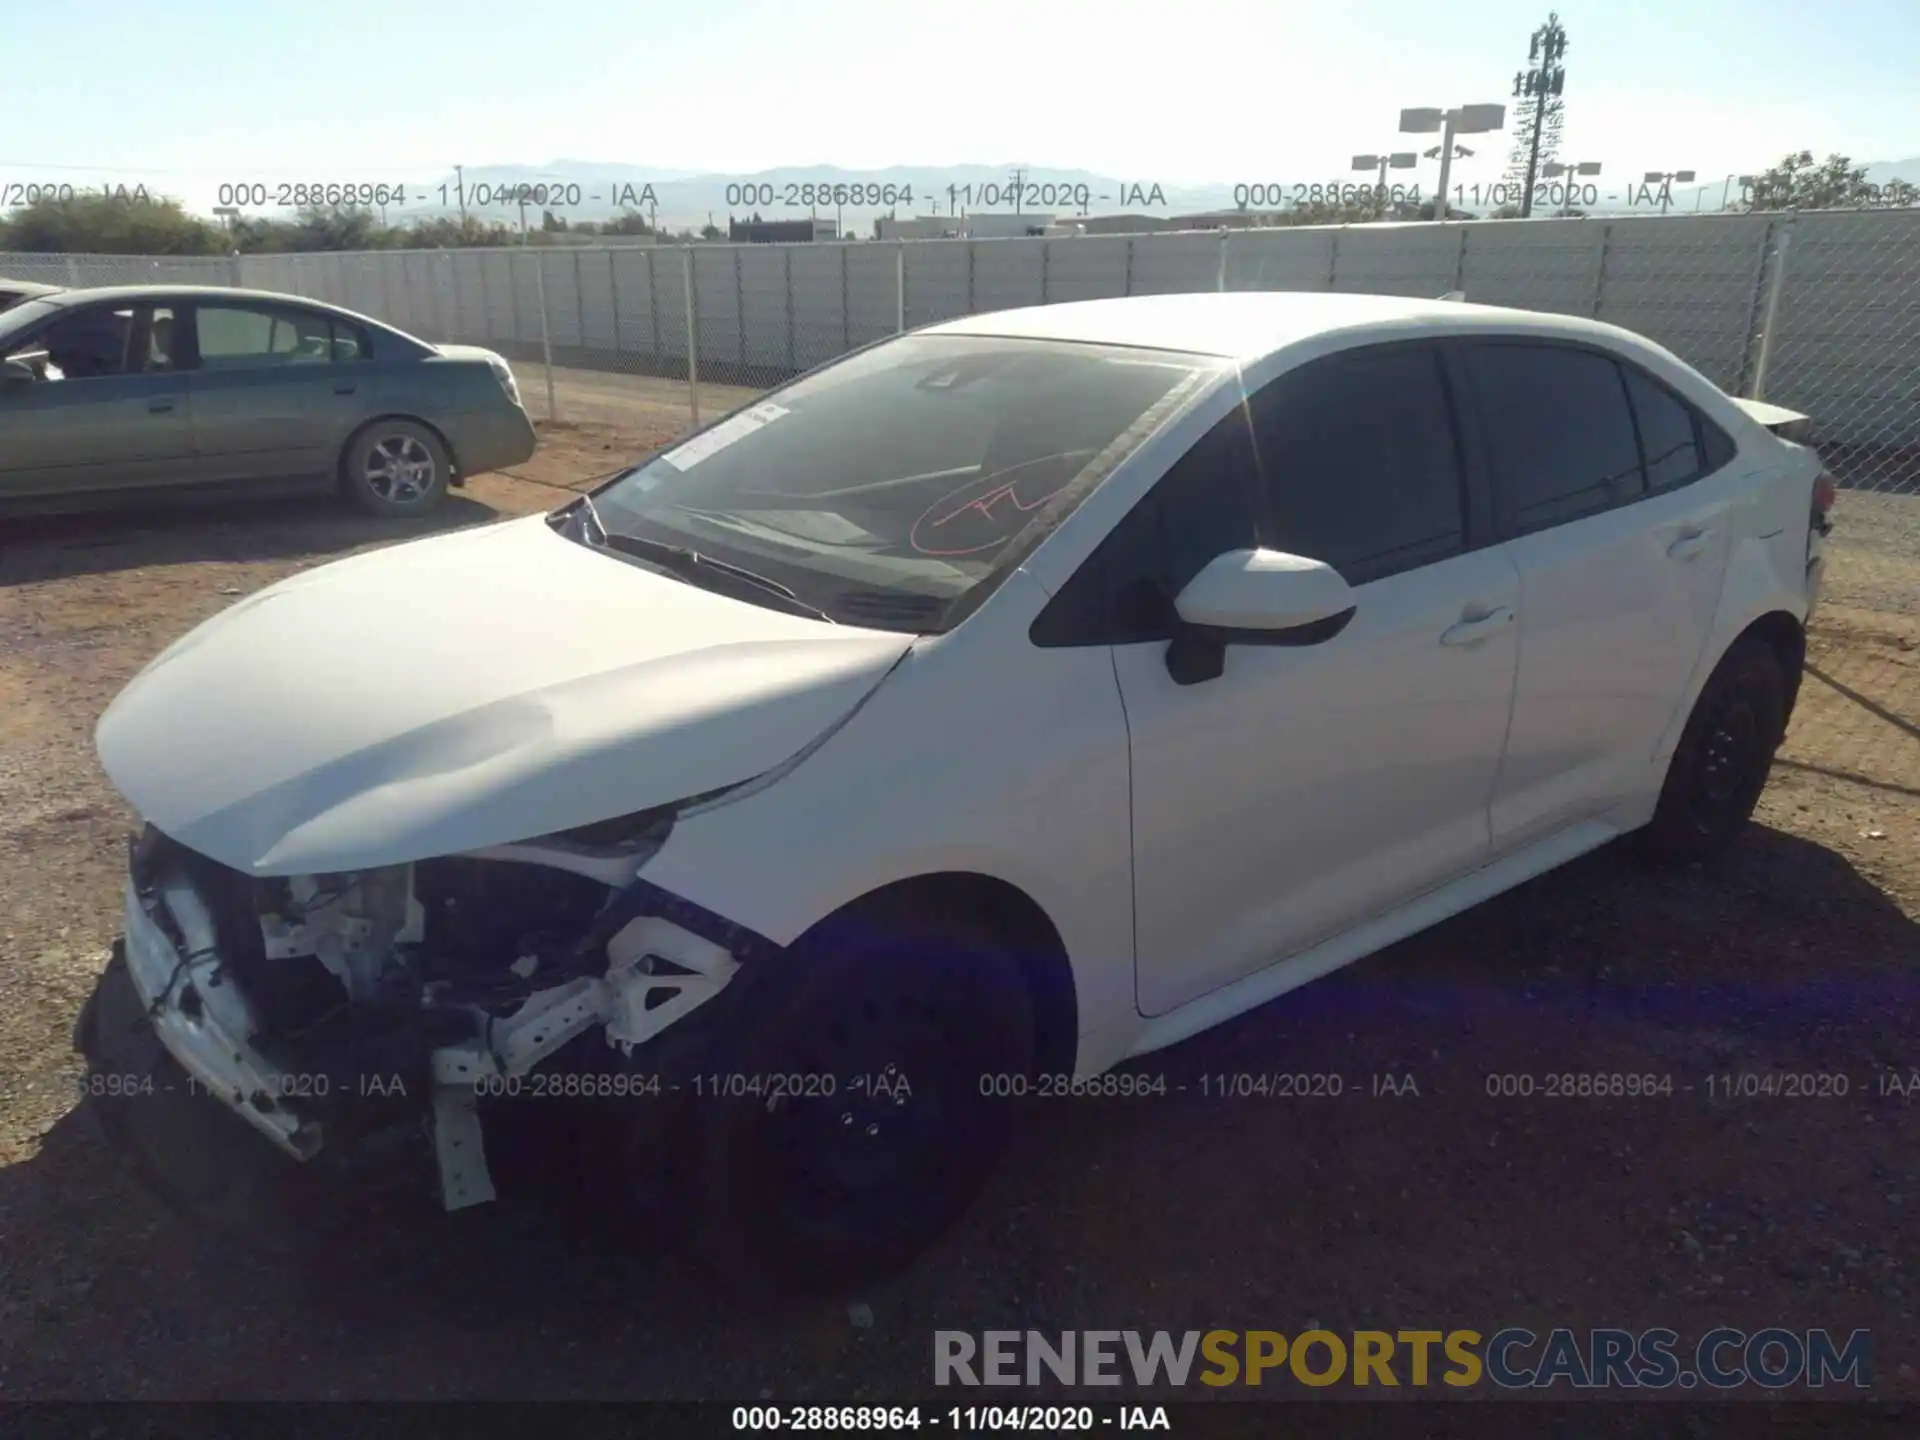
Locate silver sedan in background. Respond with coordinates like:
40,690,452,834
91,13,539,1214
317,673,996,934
0,285,536,517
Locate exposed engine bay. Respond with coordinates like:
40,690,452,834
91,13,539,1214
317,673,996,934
119,814,747,1211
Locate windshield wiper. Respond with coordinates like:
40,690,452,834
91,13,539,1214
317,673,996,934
602,530,836,624
552,494,835,623
549,493,607,542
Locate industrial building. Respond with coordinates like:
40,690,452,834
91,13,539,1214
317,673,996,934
873,213,1057,241
729,217,839,243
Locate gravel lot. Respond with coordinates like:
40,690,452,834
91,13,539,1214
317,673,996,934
2,429,1918,1412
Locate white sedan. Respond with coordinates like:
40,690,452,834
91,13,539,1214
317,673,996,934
83,291,1833,1291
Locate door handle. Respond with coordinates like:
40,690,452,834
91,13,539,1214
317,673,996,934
1667,528,1711,561
147,398,177,412
1440,607,1514,647
333,383,357,395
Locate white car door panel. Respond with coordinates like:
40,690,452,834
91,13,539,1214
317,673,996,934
1463,341,1740,851
1123,544,1520,1016
1077,340,1519,1018
1495,483,1733,846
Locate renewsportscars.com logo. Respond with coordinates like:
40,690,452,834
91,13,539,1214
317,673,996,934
933,1328,1873,1391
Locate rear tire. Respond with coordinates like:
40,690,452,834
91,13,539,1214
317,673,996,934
340,419,451,518
693,903,1034,1296
1637,635,1787,863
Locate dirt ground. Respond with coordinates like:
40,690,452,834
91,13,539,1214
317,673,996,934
1,434,1917,1411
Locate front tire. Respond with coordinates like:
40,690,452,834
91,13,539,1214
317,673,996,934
1638,635,1787,863
694,905,1035,1295
340,419,451,518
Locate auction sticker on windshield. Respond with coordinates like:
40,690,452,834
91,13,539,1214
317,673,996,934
658,402,792,471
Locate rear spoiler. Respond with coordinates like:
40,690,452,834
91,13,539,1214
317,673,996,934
1730,397,1814,444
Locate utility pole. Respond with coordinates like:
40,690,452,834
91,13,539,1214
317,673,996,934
454,164,466,219
1008,166,1027,214
1512,13,1568,218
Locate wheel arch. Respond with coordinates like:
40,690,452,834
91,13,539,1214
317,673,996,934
1740,609,1807,725
803,871,1080,1078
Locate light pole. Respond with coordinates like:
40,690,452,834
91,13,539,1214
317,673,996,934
1352,151,1418,219
1540,159,1600,215
1722,173,1756,211
1644,169,1697,216
1401,103,1506,220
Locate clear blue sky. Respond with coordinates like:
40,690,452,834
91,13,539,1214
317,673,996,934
2,0,1915,201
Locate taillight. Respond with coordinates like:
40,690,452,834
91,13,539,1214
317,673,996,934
1812,472,1836,537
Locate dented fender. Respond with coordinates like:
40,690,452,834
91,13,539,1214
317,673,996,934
639,570,1143,1053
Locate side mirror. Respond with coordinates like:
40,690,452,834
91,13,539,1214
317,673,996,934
1166,548,1357,685
0,357,37,390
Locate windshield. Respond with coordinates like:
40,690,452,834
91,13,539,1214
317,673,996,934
588,334,1213,631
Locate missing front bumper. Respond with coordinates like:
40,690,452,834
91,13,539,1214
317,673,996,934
121,863,323,1158
110,834,747,1215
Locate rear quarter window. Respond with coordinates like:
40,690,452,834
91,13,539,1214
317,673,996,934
1620,362,1739,490
1463,342,1645,534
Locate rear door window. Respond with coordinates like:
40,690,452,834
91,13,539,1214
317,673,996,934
1463,342,1646,534
194,304,338,369
328,319,373,361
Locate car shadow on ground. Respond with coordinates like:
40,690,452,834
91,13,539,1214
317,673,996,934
0,489,506,587
3,824,1917,1398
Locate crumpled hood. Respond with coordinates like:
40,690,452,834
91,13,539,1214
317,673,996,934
96,515,913,875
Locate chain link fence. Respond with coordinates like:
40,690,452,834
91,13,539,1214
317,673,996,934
1,252,240,288
5,209,1917,789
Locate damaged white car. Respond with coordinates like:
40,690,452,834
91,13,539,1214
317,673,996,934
81,292,1831,1291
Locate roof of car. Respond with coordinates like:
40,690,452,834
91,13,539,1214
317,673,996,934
0,278,66,299
13,284,420,343
925,291,1621,361
33,284,347,308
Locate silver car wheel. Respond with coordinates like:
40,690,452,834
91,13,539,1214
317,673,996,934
362,434,438,504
